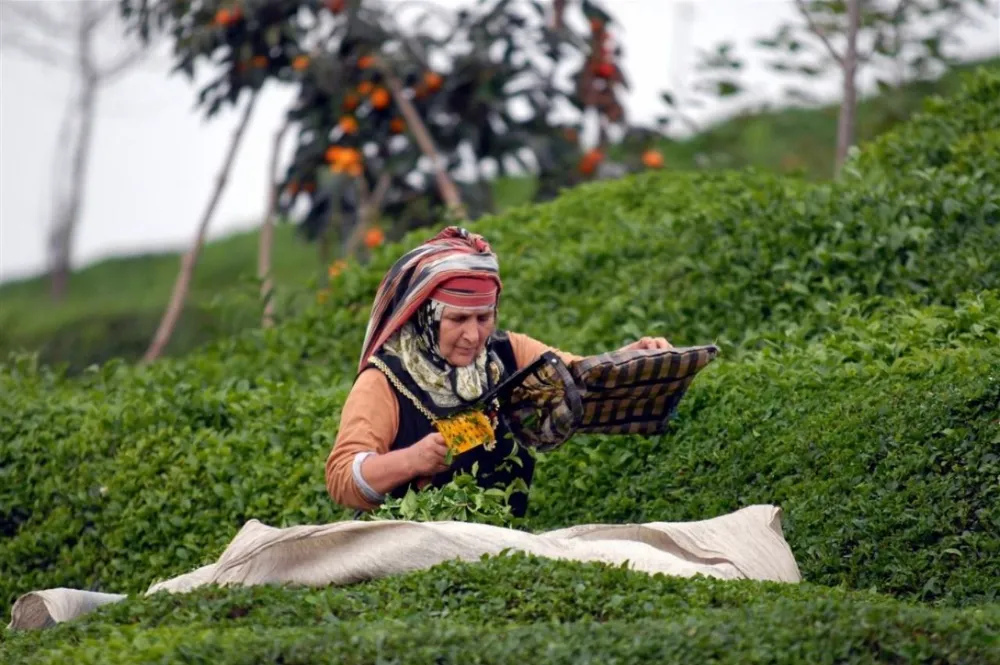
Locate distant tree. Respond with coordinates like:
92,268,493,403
664,0,997,176
0,0,156,300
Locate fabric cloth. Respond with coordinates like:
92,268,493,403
8,505,802,632
326,332,582,511
358,226,502,374
431,274,499,309
383,306,489,409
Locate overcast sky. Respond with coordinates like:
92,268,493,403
1,0,997,284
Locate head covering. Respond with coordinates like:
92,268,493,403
359,226,502,374
430,275,499,310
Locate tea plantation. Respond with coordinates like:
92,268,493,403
2,69,999,663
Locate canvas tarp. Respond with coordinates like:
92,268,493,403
8,504,801,631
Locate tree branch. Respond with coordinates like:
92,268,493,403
260,120,290,329
98,44,151,83
0,30,76,69
142,91,259,363
374,56,465,217
794,0,845,66
0,2,74,37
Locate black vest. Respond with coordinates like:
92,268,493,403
366,331,535,518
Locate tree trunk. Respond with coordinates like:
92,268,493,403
343,172,392,258
835,0,861,175
141,92,259,364
259,121,289,329
318,224,332,288
49,11,98,301
377,59,465,217
552,0,567,29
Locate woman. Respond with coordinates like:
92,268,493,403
325,226,670,518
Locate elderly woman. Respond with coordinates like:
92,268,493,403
325,226,671,517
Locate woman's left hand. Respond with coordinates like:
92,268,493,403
620,336,673,352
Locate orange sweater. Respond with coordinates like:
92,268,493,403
325,332,581,511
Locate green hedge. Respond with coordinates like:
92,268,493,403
5,555,1000,665
2,68,999,659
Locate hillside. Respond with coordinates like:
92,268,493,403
1,56,998,373
2,67,999,663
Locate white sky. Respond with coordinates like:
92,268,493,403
1,0,997,283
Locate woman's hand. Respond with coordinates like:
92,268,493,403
620,336,673,352
406,432,452,476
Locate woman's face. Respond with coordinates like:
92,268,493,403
438,306,495,367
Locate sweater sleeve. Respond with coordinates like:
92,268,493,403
506,331,584,369
325,368,399,511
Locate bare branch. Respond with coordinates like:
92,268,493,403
260,120,289,329
98,44,150,83
374,56,465,216
371,171,393,211
0,1,74,37
0,29,76,68
143,91,260,363
794,0,845,66
84,0,119,29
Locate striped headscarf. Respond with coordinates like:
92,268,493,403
358,226,503,374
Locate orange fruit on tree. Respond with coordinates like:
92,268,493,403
424,71,443,92
343,93,359,111
214,8,232,25
642,149,664,169
357,81,374,96
589,17,604,33
364,228,385,249
328,146,362,173
370,87,391,110
358,55,376,69
325,145,346,163
595,61,615,78
292,55,309,71
339,116,359,134
347,162,364,177
326,0,346,13
579,148,603,175
389,117,406,134
252,55,268,68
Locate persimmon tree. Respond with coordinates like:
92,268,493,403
119,0,661,358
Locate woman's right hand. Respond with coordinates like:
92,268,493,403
406,432,451,476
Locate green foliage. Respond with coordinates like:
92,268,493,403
364,465,528,527
1,60,994,371
2,67,1000,660
5,555,1000,664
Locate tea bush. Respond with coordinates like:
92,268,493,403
5,555,1000,664
2,68,999,661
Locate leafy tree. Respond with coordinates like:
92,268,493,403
662,0,996,176
119,0,663,359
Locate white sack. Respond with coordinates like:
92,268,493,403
8,504,801,632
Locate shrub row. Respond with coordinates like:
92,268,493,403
3,291,998,612
4,555,999,665
2,69,999,656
